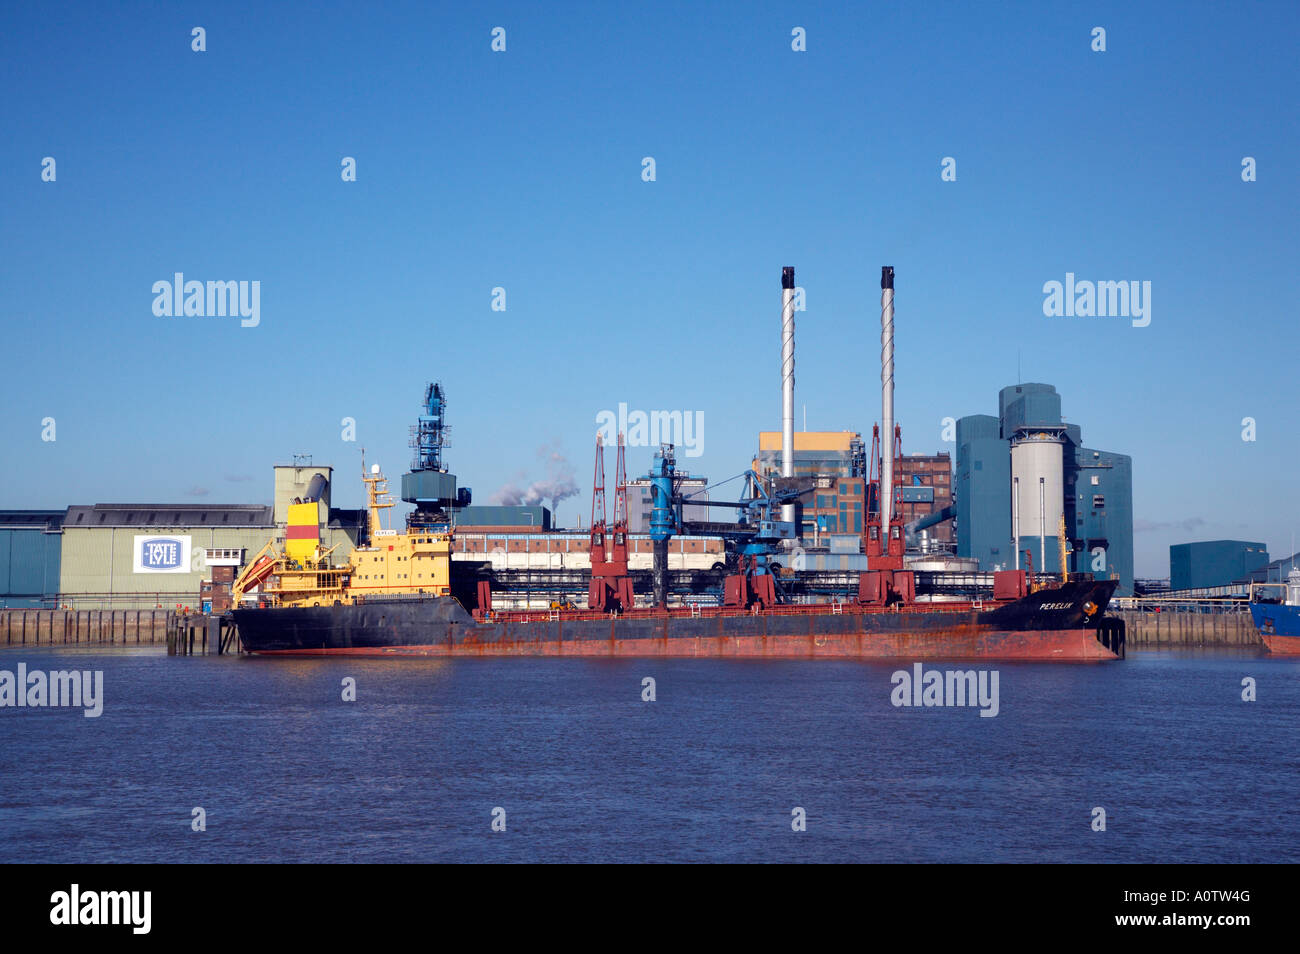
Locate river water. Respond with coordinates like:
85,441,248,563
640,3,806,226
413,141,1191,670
1,647,1295,863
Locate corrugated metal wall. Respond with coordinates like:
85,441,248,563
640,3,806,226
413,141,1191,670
58,525,359,609
1170,540,1269,591
955,415,1012,570
0,528,62,606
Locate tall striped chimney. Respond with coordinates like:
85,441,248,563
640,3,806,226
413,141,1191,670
880,266,895,543
781,267,797,528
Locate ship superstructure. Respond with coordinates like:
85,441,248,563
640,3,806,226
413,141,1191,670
232,457,454,608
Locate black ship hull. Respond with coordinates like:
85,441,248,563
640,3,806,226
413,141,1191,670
230,579,1123,660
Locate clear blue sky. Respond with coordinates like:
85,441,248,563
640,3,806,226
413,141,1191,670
2,1,1296,577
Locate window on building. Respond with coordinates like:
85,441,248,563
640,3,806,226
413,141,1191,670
1090,475,1099,486
1092,495,1105,508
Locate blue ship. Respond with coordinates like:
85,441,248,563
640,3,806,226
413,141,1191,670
1249,568,1300,654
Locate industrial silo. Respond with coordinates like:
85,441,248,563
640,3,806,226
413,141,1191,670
1010,432,1065,574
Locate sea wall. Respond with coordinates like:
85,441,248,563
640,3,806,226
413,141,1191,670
1111,606,1262,649
1,609,173,646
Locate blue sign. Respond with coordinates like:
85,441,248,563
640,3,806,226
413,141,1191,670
134,535,192,573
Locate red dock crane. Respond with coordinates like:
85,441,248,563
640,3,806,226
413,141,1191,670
859,423,914,605
588,433,635,612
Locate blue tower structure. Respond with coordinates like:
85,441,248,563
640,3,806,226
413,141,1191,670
956,383,1133,595
648,444,678,607
412,382,448,473
401,382,471,531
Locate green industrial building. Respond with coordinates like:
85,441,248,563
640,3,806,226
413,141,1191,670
3,463,365,610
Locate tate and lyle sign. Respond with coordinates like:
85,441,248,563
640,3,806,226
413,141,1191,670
133,536,192,574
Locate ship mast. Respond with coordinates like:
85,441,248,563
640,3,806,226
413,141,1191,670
360,451,394,539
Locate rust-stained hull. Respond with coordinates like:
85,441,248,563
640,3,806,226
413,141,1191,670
1250,602,1300,654
1260,633,1300,655
232,579,1122,661
250,629,1116,660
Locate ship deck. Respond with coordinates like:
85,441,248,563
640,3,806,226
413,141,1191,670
481,599,1002,625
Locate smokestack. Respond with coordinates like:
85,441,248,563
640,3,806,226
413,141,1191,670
880,266,895,544
781,266,796,528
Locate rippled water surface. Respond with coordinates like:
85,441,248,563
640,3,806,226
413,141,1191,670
1,647,1295,862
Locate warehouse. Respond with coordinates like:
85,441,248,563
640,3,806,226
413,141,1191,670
1170,540,1270,591
48,463,365,610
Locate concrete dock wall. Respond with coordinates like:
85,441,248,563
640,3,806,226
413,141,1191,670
1111,606,1262,649
1,608,173,646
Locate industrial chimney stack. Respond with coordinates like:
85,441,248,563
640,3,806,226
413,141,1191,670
781,266,796,528
880,266,895,544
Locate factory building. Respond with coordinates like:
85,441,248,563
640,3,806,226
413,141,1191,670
755,431,865,480
60,503,277,611
754,431,951,549
895,454,954,547
455,505,553,532
956,383,1133,594
808,476,866,540
755,431,865,543
1170,540,1270,591
53,463,366,610
0,511,64,608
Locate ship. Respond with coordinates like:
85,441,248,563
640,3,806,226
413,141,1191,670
229,267,1126,660
228,448,1122,660
229,456,1122,659
1248,568,1300,655
231,577,1122,659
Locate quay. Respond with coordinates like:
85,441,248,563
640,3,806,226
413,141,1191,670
0,608,241,655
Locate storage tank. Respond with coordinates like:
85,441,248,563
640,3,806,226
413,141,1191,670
1010,432,1064,573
